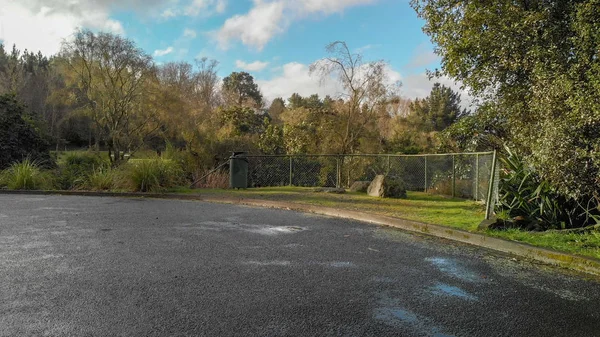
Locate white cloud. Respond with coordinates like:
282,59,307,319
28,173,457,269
216,0,376,50
0,1,125,56
217,1,285,51
355,44,380,53
256,59,475,109
215,0,227,13
183,28,197,38
185,0,227,16
159,0,226,20
154,46,174,56
257,62,342,102
406,43,440,69
400,73,475,108
236,60,269,72
161,8,178,18
104,20,125,35
185,0,209,16
257,59,401,102
290,0,377,15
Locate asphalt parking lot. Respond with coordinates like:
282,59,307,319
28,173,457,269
1,194,600,336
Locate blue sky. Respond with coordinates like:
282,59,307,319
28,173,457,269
0,0,463,103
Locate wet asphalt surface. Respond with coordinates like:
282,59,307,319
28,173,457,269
1,195,600,337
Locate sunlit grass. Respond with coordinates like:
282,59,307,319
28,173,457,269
173,187,485,230
488,229,600,260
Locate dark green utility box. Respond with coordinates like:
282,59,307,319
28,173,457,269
229,152,248,188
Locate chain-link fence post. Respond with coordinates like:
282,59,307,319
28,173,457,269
452,154,456,198
289,156,293,186
485,150,498,220
424,155,428,192
475,153,479,200
386,155,391,175
336,157,340,188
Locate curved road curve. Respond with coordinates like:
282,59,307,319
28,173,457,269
1,195,599,336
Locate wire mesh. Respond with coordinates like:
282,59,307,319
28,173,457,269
245,152,498,208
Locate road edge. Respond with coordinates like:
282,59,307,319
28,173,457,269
2,189,600,277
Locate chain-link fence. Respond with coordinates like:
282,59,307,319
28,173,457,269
247,152,499,218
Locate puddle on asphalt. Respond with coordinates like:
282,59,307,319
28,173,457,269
241,260,356,268
22,241,52,249
178,221,306,236
243,260,292,266
35,207,78,211
372,276,396,283
374,307,419,324
247,226,304,236
306,261,356,268
326,261,355,268
374,292,454,336
430,283,478,301
18,197,47,202
425,257,483,283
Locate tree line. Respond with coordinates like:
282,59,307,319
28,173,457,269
0,31,467,171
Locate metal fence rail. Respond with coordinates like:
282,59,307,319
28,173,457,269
246,152,499,217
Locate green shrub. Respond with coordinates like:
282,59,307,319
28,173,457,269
0,95,54,170
58,152,108,190
160,144,202,184
85,167,116,191
384,176,407,199
1,159,54,190
126,159,183,192
496,146,600,230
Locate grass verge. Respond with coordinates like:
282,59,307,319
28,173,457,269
171,186,600,260
171,187,485,231
487,229,600,260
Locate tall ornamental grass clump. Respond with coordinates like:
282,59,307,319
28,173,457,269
126,158,183,192
0,159,54,190
85,167,117,191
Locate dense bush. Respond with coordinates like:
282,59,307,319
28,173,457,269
496,147,600,230
0,159,54,190
385,176,407,199
0,95,53,169
85,167,117,191
414,0,600,201
57,152,109,190
125,159,184,192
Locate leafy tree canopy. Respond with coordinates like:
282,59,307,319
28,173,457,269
409,82,467,132
0,94,52,169
222,72,264,108
413,0,600,199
